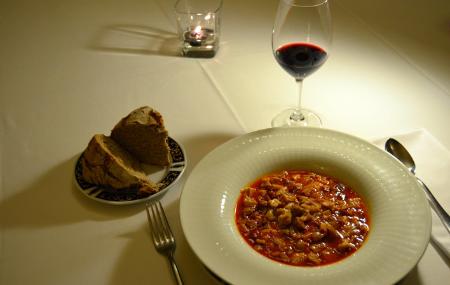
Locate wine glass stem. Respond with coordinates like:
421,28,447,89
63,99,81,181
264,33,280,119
290,79,305,122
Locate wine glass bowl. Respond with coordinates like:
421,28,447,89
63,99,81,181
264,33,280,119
271,0,332,127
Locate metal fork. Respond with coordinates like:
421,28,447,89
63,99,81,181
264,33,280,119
146,201,184,285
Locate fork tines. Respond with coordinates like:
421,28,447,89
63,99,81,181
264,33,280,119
146,201,175,251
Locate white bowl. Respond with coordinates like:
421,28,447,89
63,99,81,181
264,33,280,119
180,127,431,285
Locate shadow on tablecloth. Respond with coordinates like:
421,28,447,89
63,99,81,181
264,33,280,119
87,24,180,57
0,154,145,230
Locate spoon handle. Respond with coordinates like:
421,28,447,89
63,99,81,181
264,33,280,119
417,178,450,234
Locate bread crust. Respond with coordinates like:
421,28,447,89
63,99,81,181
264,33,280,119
80,134,159,194
111,106,171,166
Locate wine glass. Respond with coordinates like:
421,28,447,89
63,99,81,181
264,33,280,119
271,0,332,127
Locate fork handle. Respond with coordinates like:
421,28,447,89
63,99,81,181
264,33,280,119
168,254,184,285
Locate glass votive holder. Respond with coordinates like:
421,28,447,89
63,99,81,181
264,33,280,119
174,0,223,58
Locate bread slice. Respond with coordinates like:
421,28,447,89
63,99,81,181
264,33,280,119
111,106,171,166
80,134,159,194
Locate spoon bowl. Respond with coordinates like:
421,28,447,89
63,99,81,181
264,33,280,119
385,138,416,174
385,138,450,234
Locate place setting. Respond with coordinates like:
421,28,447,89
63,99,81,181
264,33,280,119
3,0,450,284
71,1,448,285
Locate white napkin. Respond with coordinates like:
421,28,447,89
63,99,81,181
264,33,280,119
372,129,450,259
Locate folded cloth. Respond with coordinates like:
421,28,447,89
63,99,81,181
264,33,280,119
372,129,450,259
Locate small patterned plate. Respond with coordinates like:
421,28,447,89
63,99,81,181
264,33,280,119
74,137,186,205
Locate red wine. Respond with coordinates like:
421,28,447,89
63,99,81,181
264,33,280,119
275,42,327,79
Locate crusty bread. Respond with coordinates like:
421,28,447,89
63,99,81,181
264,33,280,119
111,106,171,166
80,134,159,194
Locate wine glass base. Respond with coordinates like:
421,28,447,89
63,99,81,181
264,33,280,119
271,108,322,128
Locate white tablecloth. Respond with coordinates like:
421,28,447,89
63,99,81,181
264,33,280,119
1,0,449,284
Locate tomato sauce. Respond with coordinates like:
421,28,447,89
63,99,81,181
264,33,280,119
235,170,370,266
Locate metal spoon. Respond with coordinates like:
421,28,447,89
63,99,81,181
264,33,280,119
385,138,450,234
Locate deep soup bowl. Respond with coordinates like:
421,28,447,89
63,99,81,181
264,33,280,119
180,127,431,285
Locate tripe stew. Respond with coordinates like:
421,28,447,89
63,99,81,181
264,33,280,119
235,170,370,266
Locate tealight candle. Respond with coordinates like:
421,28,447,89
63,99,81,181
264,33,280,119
184,26,214,47
191,26,204,39
175,0,222,58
